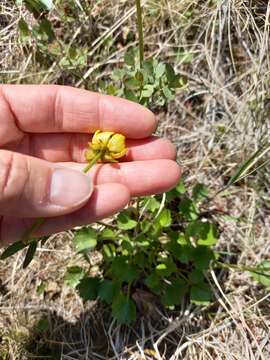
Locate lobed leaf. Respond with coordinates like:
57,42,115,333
112,294,136,324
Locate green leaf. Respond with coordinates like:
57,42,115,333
227,144,270,187
112,294,136,324
74,228,97,253
133,252,147,268
155,62,166,79
156,259,177,277
165,64,176,83
1,241,27,260
112,69,125,81
124,77,141,90
39,0,53,10
136,234,150,248
175,180,186,194
117,211,137,230
24,0,53,11
121,238,133,253
102,243,116,260
64,266,85,288
185,221,217,246
192,246,215,270
77,277,100,301
99,228,116,241
192,183,209,203
189,269,205,284
145,272,161,290
155,96,166,106
145,196,160,212
23,241,38,268
123,88,139,103
106,84,117,96
124,49,135,66
166,188,179,202
38,18,54,41
98,280,118,304
161,279,188,306
190,282,212,305
18,18,30,42
142,59,154,76
141,84,155,98
197,223,217,246
167,241,193,264
162,86,174,100
111,257,139,283
178,198,198,220
249,261,270,288
36,282,46,295
36,318,49,332
158,209,172,227
135,71,144,84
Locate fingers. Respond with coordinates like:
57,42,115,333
0,160,181,244
11,134,176,163
60,159,181,197
0,85,156,140
125,137,177,162
0,150,93,218
1,184,130,244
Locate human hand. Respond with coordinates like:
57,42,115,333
0,85,181,244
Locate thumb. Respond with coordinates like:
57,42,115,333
0,150,93,218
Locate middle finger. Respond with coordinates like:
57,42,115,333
8,134,176,162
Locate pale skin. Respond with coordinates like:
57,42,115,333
0,85,181,244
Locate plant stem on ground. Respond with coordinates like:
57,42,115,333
135,0,144,67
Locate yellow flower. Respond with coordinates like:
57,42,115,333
85,130,128,163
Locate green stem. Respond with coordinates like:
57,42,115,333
82,151,102,173
22,218,46,244
23,151,103,244
135,0,144,67
215,261,270,274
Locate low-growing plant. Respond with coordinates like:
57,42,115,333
99,49,187,107
67,180,218,323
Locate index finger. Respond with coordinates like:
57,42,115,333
0,85,157,139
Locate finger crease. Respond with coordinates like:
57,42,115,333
118,166,129,188
53,88,64,131
68,134,74,162
1,153,14,196
0,86,24,136
97,94,104,131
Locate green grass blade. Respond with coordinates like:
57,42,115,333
227,143,270,186
23,241,38,269
0,241,27,260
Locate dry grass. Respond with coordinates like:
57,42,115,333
0,0,270,359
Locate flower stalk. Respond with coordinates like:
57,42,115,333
135,0,144,67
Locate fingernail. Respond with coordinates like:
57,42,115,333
50,167,92,208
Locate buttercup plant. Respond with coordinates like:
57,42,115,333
2,0,269,326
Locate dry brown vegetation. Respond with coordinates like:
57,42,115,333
0,0,270,359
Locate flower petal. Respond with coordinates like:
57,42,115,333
92,130,114,148
85,148,97,161
111,148,128,159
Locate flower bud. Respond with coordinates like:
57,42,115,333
85,130,128,163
